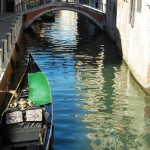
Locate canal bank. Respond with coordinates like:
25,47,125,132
0,12,24,111
0,12,23,72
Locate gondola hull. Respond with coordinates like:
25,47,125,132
0,53,53,150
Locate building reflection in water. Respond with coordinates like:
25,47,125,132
43,10,78,50
73,13,150,150
74,55,150,149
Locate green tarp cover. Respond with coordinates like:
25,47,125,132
28,72,51,106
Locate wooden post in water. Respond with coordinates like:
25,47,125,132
10,27,15,49
0,48,2,69
1,39,8,62
7,33,11,52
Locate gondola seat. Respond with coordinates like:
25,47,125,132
2,108,44,144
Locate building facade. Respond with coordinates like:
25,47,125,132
0,0,22,12
0,0,14,12
117,0,150,89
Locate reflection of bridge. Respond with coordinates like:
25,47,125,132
17,1,106,29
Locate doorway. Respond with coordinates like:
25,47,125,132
6,0,14,12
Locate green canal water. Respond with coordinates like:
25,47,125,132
21,10,150,150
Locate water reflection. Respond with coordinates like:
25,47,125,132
22,10,150,150
44,10,78,48
75,54,149,149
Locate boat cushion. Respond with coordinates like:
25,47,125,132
6,111,23,124
26,109,42,121
2,108,44,143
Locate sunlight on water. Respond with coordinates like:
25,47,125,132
22,10,150,150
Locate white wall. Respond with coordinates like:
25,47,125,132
116,0,150,88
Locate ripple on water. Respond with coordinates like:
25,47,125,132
23,10,150,150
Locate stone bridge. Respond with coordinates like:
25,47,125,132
19,1,106,29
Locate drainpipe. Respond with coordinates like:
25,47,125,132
1,0,3,12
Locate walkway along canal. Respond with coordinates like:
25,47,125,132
20,10,150,150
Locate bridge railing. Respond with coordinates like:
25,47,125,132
15,0,106,14
82,3,106,13
25,1,77,9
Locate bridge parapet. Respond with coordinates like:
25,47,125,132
16,0,106,14
16,0,106,29
25,2,79,12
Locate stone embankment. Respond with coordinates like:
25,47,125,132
0,13,23,81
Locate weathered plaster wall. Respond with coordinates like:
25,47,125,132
116,0,150,89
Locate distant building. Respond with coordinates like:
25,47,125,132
0,0,15,12
0,0,22,12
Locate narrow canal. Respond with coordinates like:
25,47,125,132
21,10,150,150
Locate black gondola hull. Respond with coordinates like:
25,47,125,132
0,53,53,150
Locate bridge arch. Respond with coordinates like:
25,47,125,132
24,6,105,29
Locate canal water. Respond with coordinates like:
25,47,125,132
22,10,150,150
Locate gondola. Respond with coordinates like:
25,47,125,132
0,52,53,150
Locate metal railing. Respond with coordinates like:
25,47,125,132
82,3,106,13
15,0,106,14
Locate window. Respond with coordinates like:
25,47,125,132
137,0,142,13
129,0,136,27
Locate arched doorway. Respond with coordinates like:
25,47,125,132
6,0,14,12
